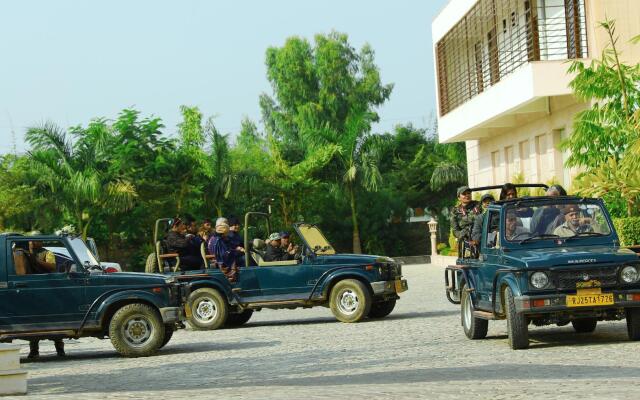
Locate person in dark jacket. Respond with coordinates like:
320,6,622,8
264,232,290,262
165,217,203,271
207,218,242,282
451,186,482,257
471,193,495,244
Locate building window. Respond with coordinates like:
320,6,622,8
492,150,501,185
535,134,547,181
505,146,514,181
435,0,588,116
519,139,530,178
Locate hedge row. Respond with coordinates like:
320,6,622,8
613,217,640,246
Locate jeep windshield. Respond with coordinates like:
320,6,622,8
295,224,336,255
68,237,101,267
503,199,612,243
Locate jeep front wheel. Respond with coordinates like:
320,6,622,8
187,288,228,330
368,299,396,319
329,279,372,323
109,303,164,357
505,287,529,349
626,308,640,340
461,285,488,339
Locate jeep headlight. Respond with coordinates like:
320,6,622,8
530,272,549,289
621,265,639,283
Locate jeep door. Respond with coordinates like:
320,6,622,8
4,238,86,329
476,210,503,311
253,261,310,297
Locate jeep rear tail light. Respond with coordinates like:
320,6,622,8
104,267,118,273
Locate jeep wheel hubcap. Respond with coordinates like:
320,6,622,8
463,294,472,329
122,315,152,347
338,289,359,315
194,298,217,322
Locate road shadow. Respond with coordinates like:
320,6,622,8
481,323,629,348
21,340,278,364
28,361,640,394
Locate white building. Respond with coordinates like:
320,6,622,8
432,0,640,189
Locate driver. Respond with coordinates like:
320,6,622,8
279,232,299,259
505,211,528,240
553,205,593,237
28,241,57,273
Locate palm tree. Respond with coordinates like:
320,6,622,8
303,108,385,254
26,122,137,239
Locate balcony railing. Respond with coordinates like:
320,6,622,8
436,0,588,116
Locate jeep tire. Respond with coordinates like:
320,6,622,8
145,253,157,273
109,303,164,357
368,299,396,319
225,310,253,327
626,308,640,340
505,287,529,349
461,285,488,339
159,324,174,349
572,318,597,333
330,279,372,323
187,288,228,330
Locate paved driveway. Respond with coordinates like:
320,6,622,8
15,264,640,399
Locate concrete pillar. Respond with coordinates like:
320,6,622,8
428,218,438,256
0,343,27,395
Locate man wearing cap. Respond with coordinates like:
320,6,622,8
264,232,289,262
279,231,299,259
451,186,482,257
471,193,495,244
553,204,594,237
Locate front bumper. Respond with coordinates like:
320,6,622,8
371,279,408,296
515,290,640,314
159,306,183,323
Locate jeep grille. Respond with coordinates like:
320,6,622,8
552,267,619,290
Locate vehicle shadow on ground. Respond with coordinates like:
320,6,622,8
243,310,456,328
21,340,278,364
483,323,630,348
28,361,640,393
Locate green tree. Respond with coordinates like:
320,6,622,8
564,19,640,216
26,121,138,239
262,31,393,253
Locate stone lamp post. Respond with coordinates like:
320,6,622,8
428,218,438,256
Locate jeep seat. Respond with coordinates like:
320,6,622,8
12,249,32,275
156,240,180,272
251,239,266,265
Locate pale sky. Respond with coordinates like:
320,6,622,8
0,0,446,153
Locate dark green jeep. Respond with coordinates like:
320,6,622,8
0,233,185,357
145,212,408,329
445,195,640,349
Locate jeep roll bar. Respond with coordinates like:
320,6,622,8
243,212,271,268
469,183,548,192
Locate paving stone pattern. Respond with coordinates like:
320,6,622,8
11,264,640,399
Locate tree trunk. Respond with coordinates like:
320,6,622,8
348,183,362,254
628,198,635,217
280,193,290,226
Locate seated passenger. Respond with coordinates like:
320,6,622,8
505,211,529,240
28,241,57,273
530,185,566,235
207,218,242,282
553,205,594,237
500,183,533,218
263,232,291,262
280,232,299,259
165,217,203,271
471,194,495,244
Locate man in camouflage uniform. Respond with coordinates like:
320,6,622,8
450,186,482,257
